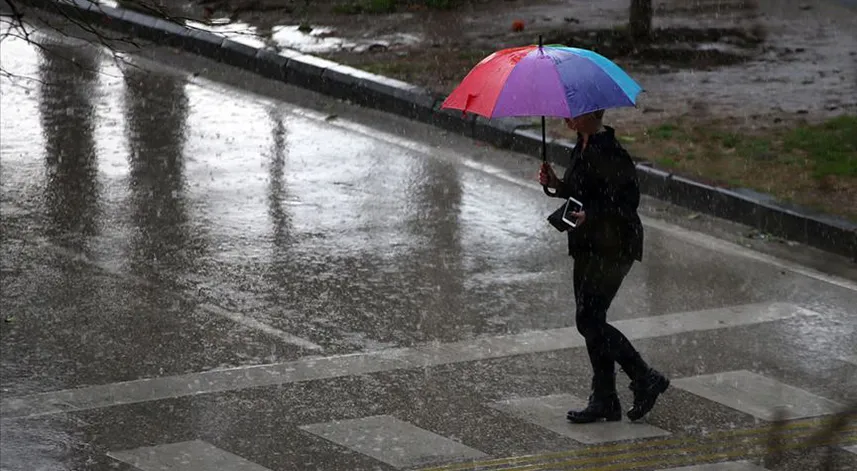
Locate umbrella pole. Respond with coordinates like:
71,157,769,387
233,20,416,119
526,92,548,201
541,115,555,196
538,34,555,196
541,116,546,163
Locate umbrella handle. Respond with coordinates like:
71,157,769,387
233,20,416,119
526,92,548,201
542,185,556,196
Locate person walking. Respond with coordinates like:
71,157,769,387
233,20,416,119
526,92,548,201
539,110,669,423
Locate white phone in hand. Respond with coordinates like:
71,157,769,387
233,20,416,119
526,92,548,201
561,197,584,228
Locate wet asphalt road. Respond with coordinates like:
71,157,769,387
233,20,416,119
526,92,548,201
1,25,857,471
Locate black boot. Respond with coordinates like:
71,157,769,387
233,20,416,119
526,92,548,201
567,372,622,424
567,392,622,423
627,368,670,421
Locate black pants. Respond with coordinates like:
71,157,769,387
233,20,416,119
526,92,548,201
573,252,648,395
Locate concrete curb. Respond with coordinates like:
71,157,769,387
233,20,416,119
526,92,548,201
23,0,857,260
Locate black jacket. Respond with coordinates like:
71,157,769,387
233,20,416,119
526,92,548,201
550,126,644,262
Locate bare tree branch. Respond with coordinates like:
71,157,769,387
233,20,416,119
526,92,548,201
0,1,169,89
0,66,45,87
1,0,269,88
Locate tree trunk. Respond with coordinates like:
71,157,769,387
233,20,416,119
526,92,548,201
629,0,653,40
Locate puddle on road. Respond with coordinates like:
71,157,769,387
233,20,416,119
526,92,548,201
270,25,420,54
185,19,268,49
185,16,422,54
270,25,347,53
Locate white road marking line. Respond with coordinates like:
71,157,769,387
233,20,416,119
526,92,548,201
199,303,322,351
1,302,813,419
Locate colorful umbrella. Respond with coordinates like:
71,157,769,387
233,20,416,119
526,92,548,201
441,37,643,193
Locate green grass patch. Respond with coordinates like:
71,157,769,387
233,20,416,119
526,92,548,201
741,137,772,157
716,131,741,149
656,157,678,168
782,115,857,178
358,60,426,77
650,123,678,140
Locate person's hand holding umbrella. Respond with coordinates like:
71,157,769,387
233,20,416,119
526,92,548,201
539,161,559,189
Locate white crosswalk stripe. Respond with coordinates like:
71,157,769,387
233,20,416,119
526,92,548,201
108,440,272,471
487,393,671,444
299,414,488,469
672,370,844,421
